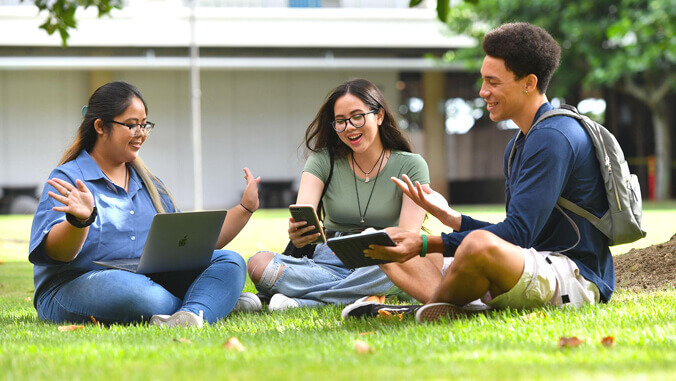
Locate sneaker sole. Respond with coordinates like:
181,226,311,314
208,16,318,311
415,303,488,323
341,302,377,320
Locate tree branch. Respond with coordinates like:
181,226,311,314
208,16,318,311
620,75,650,104
650,72,675,106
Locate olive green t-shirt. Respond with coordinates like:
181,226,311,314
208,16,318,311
303,149,430,232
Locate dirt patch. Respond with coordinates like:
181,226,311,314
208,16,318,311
614,234,676,291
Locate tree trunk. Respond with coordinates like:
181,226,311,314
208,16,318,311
650,100,671,200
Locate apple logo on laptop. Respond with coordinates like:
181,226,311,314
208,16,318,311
178,235,188,247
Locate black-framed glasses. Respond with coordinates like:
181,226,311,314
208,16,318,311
111,120,155,137
331,110,378,133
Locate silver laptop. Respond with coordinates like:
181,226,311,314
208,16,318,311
93,210,227,274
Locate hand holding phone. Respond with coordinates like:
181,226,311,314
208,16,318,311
289,204,326,245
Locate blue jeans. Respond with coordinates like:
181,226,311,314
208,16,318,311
253,244,410,307
35,250,246,324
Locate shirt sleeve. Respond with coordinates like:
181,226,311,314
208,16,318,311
441,128,575,256
28,168,76,266
402,153,430,185
302,150,331,183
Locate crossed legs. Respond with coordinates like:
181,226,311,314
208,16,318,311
430,230,525,306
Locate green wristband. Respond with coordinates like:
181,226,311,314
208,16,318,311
420,234,428,257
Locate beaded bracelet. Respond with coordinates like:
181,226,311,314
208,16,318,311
66,207,97,228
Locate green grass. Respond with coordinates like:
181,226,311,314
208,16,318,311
1,204,675,380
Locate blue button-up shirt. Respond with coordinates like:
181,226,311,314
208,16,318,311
29,150,176,297
441,103,614,302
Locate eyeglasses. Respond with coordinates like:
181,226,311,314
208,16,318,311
331,110,378,133
111,120,155,137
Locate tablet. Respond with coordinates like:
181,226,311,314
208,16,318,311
326,230,395,269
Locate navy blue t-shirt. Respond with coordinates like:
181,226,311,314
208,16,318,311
441,103,614,302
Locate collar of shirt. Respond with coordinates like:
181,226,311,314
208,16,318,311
74,150,142,197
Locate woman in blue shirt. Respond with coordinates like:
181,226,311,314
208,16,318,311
29,81,260,327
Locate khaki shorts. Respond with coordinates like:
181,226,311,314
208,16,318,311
442,248,600,309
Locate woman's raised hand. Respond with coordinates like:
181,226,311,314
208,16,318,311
47,178,95,220
240,167,261,213
391,174,461,230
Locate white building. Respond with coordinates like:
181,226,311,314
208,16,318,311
0,0,510,212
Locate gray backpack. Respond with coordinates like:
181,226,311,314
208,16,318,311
509,104,646,248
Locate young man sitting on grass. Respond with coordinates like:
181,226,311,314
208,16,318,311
343,22,613,322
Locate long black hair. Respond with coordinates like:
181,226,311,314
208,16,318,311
304,78,412,158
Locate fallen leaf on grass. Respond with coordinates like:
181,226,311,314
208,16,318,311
601,336,615,347
558,336,584,348
355,340,374,354
377,309,404,321
364,295,386,304
223,337,245,352
359,331,375,336
24,297,31,302
58,325,84,332
90,316,98,325
174,338,192,344
521,311,545,321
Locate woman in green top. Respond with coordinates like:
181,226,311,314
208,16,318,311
246,78,441,310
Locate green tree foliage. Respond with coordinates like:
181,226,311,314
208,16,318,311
421,0,675,200
24,0,122,46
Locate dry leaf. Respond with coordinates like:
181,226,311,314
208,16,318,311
364,295,386,304
58,325,84,332
601,336,615,347
354,339,374,354
223,337,245,352
24,297,31,302
558,336,584,348
359,331,375,336
174,338,192,344
377,309,404,321
90,316,98,325
521,311,545,321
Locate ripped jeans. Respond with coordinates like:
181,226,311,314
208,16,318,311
252,243,410,307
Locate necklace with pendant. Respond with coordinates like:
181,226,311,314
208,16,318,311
352,150,386,228
352,148,385,183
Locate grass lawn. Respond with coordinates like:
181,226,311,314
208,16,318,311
1,204,675,380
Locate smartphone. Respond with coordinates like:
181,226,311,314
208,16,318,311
289,204,326,244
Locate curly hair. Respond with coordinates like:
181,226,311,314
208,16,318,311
482,23,561,94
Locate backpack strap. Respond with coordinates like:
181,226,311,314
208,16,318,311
317,150,334,221
507,105,586,252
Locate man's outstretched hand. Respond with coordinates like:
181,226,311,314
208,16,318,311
391,174,461,231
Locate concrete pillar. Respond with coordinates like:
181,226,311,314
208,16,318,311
422,71,448,198
88,71,114,95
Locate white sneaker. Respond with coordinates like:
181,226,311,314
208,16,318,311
150,310,204,328
268,293,300,312
233,292,263,312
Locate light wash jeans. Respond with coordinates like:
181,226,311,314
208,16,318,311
253,243,411,307
35,250,246,324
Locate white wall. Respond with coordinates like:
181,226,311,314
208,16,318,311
0,69,399,210
0,71,87,192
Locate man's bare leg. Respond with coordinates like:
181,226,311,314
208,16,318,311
431,230,525,306
380,253,444,303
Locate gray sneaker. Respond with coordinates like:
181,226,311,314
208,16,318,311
233,292,263,312
150,310,204,328
415,302,489,323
